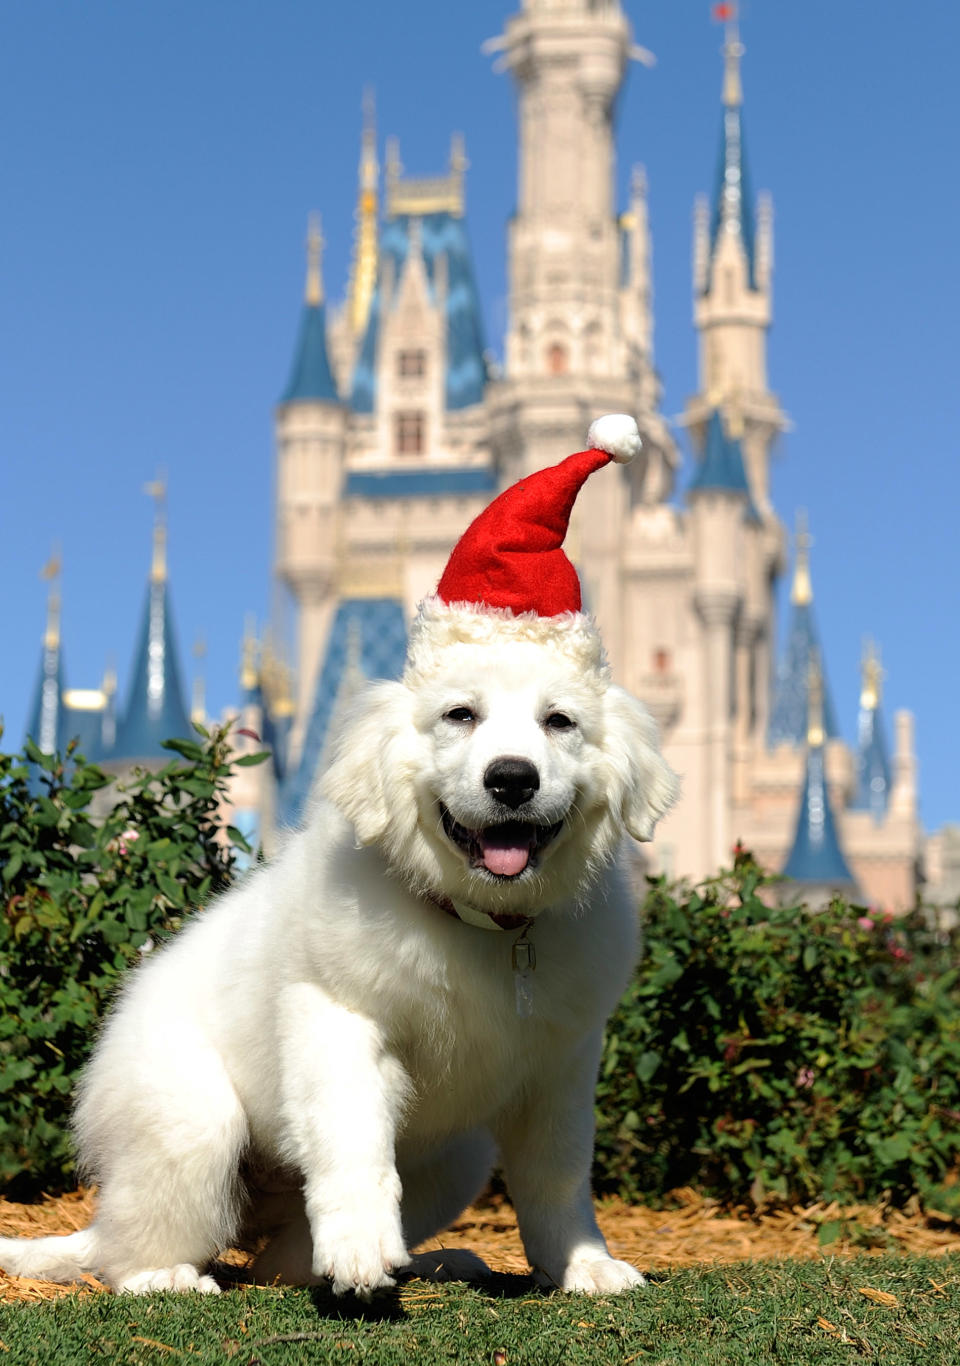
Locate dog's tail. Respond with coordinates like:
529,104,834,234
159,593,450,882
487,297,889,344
0,1227,101,1284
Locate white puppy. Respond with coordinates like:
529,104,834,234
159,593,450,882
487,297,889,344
0,604,676,1298
0,413,679,1299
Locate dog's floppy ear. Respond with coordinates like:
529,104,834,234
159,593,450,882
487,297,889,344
602,684,680,842
320,680,418,845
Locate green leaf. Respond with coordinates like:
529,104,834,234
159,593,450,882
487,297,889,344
161,738,204,762
155,871,185,907
233,751,271,768
636,1050,661,1083
2,849,23,884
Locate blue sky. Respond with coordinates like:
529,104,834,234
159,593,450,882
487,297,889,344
2,1,958,835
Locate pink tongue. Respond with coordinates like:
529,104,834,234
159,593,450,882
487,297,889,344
480,830,532,877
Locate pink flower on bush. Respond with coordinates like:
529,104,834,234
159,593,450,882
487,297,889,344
857,916,874,932
118,828,139,857
796,1067,816,1090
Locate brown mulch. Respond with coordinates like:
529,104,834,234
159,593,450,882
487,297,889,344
2,1187,960,1303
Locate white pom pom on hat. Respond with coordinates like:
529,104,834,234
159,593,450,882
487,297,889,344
586,413,642,464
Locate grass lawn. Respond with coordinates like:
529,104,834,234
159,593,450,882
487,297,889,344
1,1254,958,1366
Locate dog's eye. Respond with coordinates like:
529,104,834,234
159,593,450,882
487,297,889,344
444,706,476,725
544,712,576,731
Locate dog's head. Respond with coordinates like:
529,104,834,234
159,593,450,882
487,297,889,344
321,602,679,927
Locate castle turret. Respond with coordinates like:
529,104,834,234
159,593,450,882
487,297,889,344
685,11,786,517
782,652,860,907
487,0,676,672
275,214,348,763
851,639,892,821
111,479,193,762
769,512,840,747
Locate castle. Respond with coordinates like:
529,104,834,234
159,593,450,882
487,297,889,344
26,1,950,910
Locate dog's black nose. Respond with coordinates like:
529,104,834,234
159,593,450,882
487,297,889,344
484,757,540,809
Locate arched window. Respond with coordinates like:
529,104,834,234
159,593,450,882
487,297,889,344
547,342,568,375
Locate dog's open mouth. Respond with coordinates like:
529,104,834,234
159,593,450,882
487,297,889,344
440,806,563,878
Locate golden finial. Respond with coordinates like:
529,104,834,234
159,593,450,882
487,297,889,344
791,509,813,606
719,5,744,108
806,650,825,748
860,638,883,711
39,545,62,649
305,212,324,306
347,90,380,337
144,472,168,583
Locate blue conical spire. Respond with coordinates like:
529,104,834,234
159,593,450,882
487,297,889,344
782,653,858,897
769,512,840,746
112,480,192,761
851,640,892,820
705,14,756,291
280,213,339,404
689,409,751,496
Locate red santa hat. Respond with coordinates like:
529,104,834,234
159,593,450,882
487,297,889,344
434,414,640,618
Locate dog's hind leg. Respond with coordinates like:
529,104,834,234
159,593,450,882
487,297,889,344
75,1030,249,1295
399,1129,497,1283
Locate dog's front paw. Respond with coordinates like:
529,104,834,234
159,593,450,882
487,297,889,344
536,1254,646,1295
311,1207,410,1299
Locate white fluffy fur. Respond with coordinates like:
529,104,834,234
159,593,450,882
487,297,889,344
0,616,678,1299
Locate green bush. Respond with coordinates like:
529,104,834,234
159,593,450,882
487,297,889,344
5,739,958,1217
0,725,265,1197
595,855,960,1212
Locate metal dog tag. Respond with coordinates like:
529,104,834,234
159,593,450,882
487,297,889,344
511,933,536,1018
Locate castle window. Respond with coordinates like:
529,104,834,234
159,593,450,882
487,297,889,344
395,410,425,456
397,349,426,379
547,342,568,375
653,648,671,675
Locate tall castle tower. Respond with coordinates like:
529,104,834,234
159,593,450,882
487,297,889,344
274,217,347,756
487,0,676,675
674,14,787,873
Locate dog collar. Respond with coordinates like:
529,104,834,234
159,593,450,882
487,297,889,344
422,892,537,1018
422,890,530,934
